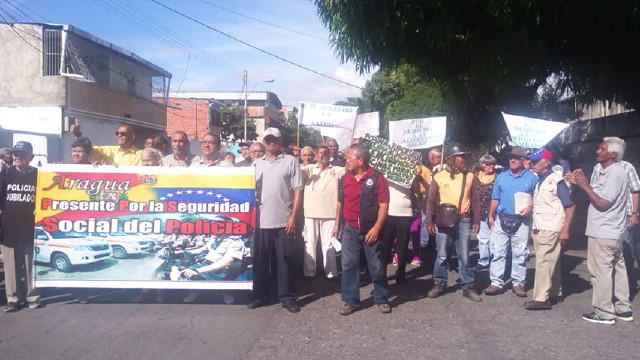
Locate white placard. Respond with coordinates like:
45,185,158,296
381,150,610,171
502,112,569,149
0,106,63,135
299,102,358,129
388,116,447,150
318,127,353,150
353,111,380,138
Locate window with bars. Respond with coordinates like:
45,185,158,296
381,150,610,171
43,28,62,76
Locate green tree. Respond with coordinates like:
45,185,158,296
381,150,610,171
278,111,323,148
334,97,363,108
314,1,640,146
216,102,257,141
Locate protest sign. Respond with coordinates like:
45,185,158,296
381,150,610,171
33,165,256,290
319,127,353,150
502,112,569,149
353,111,380,139
388,116,447,150
299,102,358,129
361,134,421,188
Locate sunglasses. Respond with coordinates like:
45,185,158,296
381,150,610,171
115,131,130,136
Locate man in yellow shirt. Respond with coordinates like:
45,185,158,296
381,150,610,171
71,122,142,166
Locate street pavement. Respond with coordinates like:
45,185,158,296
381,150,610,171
1,248,638,360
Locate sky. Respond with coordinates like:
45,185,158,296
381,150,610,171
16,0,371,106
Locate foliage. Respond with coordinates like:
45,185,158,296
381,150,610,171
216,102,257,141
314,0,640,146
278,111,324,148
334,97,364,108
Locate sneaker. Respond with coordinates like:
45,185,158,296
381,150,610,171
339,304,357,316
411,257,423,266
484,285,504,296
462,288,483,302
28,301,44,309
392,253,398,267
615,312,633,322
582,312,616,325
427,281,446,298
377,303,392,314
4,303,19,313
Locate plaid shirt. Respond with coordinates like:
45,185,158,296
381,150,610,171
591,160,640,215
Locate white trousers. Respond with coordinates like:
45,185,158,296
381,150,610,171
303,218,338,278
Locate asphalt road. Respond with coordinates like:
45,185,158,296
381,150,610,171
1,248,638,360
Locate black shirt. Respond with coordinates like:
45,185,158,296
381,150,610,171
0,166,37,247
330,155,346,167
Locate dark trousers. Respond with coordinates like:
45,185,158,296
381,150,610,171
341,224,389,306
383,216,413,281
623,227,640,296
252,228,296,305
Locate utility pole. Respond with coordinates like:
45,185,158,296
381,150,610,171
243,70,248,142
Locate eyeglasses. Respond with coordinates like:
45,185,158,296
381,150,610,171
201,141,219,146
115,131,129,136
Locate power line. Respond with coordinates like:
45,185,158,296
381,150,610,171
196,0,327,41
4,0,49,23
149,0,364,90
175,53,191,92
0,10,41,53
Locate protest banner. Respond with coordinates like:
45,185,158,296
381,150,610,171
318,127,353,149
502,112,569,149
353,111,380,139
33,164,256,290
299,102,358,129
361,134,421,188
388,116,447,150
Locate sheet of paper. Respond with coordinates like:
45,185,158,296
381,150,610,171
514,192,533,214
330,237,341,253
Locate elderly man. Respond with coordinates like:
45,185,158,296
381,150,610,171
141,148,162,166
190,133,222,167
485,146,537,297
525,148,576,310
326,138,346,167
301,145,345,279
0,142,41,312
248,128,303,313
237,142,265,167
428,147,443,173
566,137,632,324
162,131,196,167
71,137,93,165
300,146,315,166
426,142,482,302
71,121,141,166
334,144,391,315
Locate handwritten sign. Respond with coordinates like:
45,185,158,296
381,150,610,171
502,112,569,149
388,117,447,150
362,134,421,188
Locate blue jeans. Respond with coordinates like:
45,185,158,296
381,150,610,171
433,217,474,286
341,224,389,306
489,215,530,287
420,213,430,247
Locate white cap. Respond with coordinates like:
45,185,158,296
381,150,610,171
263,127,282,138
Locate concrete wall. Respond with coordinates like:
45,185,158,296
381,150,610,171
0,24,65,107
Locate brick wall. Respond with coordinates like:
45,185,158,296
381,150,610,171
166,98,210,139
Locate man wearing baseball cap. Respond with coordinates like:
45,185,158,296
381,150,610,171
248,127,303,313
0,141,41,312
525,148,576,310
485,146,538,298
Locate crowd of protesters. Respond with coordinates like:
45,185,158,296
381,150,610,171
0,123,638,325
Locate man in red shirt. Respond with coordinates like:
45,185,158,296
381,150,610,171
334,144,390,315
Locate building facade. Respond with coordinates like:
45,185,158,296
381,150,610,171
0,23,171,164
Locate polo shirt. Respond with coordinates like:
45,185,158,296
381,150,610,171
91,145,142,166
255,152,303,228
585,162,630,240
418,165,432,192
330,155,346,167
189,155,222,168
302,164,346,219
536,170,573,208
342,167,389,228
492,168,537,215
161,153,197,167
592,160,640,215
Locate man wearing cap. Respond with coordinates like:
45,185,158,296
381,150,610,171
248,127,303,313
162,131,197,167
485,146,538,297
525,148,576,310
71,122,141,166
0,141,41,312
425,142,482,302
71,137,93,165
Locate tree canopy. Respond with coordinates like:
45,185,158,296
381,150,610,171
314,0,640,145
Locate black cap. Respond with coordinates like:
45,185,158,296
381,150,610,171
13,141,33,153
72,137,93,149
